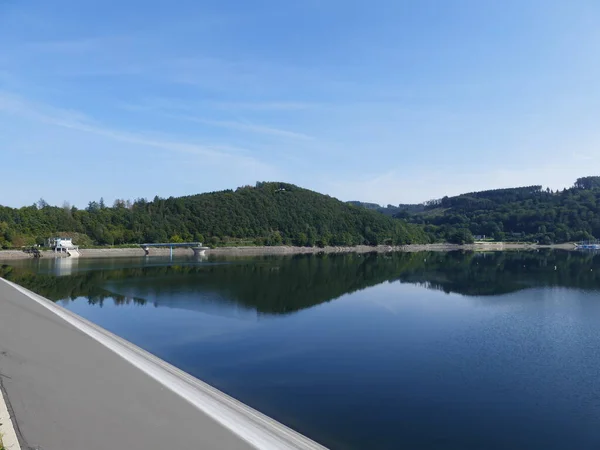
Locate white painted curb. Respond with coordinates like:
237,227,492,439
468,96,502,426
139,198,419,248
1,279,327,450
0,385,21,450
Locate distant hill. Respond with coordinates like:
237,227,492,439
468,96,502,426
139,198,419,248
353,176,600,244
0,182,429,248
347,201,381,211
347,201,425,217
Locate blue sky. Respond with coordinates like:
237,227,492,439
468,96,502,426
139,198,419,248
1,0,599,208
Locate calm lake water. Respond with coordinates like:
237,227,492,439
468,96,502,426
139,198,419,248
3,251,600,449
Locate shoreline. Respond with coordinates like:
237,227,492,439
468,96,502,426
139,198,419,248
0,242,577,261
0,381,21,450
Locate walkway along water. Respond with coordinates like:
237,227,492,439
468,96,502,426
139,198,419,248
0,278,326,450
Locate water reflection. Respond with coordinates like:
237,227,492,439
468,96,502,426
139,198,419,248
4,251,600,449
51,256,78,276
3,251,600,314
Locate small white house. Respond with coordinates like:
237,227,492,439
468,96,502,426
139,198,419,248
47,237,79,256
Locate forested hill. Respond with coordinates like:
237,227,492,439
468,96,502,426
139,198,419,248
373,176,600,244
0,182,428,248
347,201,425,216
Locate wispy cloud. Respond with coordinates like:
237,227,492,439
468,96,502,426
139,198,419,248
22,36,130,53
0,92,273,165
325,161,600,206
178,116,313,140
211,101,317,111
0,92,91,128
119,99,317,113
118,98,314,140
573,152,596,162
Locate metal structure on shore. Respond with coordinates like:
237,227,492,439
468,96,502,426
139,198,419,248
22,246,42,258
575,240,600,250
140,242,210,258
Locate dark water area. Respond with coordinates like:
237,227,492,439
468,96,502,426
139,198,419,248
3,250,600,449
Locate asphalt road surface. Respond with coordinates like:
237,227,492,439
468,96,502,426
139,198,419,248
0,278,324,450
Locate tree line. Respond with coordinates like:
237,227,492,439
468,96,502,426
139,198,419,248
0,182,429,249
392,176,600,244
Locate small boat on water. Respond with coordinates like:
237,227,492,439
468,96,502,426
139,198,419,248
575,240,600,250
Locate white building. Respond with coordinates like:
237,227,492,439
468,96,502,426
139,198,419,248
47,237,80,257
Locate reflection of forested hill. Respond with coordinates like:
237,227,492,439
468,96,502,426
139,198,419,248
3,251,600,315
0,263,148,305
0,254,410,314
391,251,600,295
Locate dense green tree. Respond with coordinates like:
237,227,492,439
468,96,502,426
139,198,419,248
377,178,600,244
448,229,475,245
574,176,600,190
0,183,425,248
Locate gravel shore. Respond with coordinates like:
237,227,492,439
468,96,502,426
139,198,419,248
0,242,576,261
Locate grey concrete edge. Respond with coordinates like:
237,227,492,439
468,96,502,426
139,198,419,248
0,278,327,450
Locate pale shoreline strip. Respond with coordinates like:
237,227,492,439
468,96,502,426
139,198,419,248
0,384,21,450
0,242,576,261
